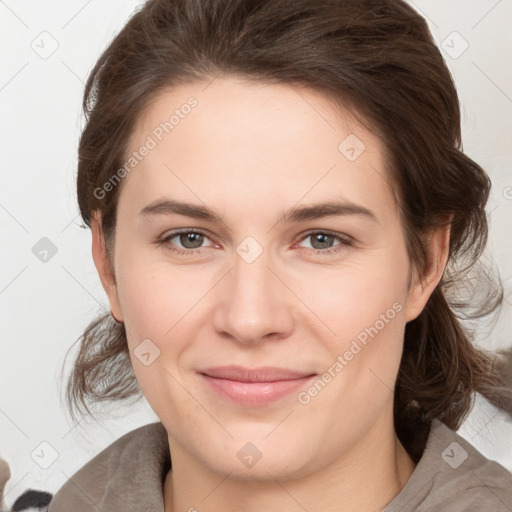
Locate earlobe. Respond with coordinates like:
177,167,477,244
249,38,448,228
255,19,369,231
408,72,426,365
90,212,124,322
404,219,452,323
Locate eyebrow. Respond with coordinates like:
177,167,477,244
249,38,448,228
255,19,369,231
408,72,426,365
139,198,378,224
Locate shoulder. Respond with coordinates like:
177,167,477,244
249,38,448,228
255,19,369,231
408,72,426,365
48,421,169,512
385,419,512,511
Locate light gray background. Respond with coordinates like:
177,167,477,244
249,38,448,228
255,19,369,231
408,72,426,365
1,0,511,504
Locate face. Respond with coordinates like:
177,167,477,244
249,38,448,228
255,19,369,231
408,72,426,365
92,75,448,479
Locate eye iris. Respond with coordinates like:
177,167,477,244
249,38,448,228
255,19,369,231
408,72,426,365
180,232,203,249
312,233,334,250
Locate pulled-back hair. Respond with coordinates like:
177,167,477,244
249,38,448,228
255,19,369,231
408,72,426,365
64,0,512,462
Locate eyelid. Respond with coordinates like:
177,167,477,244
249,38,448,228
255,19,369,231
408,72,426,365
160,228,352,245
160,228,218,248
296,228,353,244
158,227,354,257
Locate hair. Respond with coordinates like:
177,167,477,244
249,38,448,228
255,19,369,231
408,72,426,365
63,0,512,463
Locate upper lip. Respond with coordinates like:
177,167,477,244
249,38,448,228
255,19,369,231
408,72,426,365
199,366,315,382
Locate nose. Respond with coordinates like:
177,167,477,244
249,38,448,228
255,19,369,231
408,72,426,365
212,246,294,346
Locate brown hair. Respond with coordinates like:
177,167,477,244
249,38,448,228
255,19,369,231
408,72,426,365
63,0,512,462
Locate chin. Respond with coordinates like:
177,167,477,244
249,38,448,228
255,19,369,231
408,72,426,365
198,436,317,482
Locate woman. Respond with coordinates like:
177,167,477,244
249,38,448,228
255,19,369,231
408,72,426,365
47,0,512,510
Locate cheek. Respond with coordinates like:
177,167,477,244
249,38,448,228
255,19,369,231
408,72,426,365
115,249,201,335
114,252,222,381
300,244,410,391
297,252,409,342
114,255,198,412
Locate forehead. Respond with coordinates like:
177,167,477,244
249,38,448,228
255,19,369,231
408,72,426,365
120,76,397,223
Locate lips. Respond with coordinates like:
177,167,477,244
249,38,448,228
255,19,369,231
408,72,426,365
198,366,316,406
199,365,315,382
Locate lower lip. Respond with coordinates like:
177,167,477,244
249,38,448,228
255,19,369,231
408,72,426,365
199,374,315,406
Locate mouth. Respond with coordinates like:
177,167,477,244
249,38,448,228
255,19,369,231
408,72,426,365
198,366,317,406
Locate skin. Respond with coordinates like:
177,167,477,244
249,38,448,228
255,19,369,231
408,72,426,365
91,75,450,512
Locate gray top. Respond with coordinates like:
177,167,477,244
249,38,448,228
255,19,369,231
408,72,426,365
48,418,512,512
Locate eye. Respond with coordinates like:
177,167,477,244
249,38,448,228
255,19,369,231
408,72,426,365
155,228,354,258
296,231,354,256
156,229,216,256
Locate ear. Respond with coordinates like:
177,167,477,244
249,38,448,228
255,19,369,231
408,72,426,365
91,211,124,322
404,215,453,323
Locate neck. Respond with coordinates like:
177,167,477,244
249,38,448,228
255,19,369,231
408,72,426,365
163,413,416,512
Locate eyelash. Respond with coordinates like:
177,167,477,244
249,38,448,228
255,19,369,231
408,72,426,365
155,228,354,257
